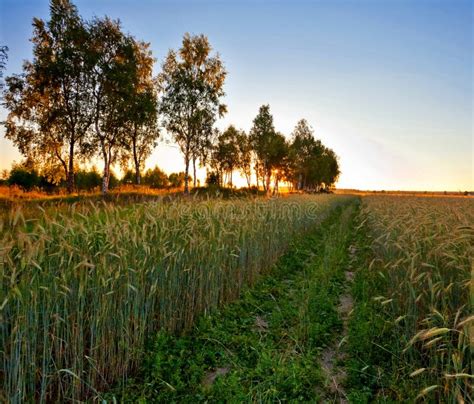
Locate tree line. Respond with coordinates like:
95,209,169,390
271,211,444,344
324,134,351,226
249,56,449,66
1,0,340,195
0,160,188,192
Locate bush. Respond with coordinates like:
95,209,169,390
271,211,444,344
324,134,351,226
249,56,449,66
121,170,135,185
168,172,186,188
205,171,220,186
143,166,169,189
8,166,40,191
75,169,102,191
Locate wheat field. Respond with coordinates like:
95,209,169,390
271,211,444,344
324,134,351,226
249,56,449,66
0,195,353,402
361,196,473,401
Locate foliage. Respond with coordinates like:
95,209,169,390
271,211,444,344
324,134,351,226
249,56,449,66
158,33,227,194
119,42,159,186
7,163,40,191
3,0,93,193
3,0,158,195
236,131,253,187
205,171,220,186
210,125,241,187
168,171,187,188
142,166,169,188
287,119,340,191
74,168,102,191
250,104,278,192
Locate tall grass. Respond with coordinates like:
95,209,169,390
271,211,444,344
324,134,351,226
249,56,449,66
0,194,352,402
362,196,473,401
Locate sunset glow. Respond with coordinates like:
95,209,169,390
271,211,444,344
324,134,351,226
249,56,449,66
0,0,472,191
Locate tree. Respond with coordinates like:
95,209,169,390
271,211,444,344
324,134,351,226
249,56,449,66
158,33,227,194
88,17,140,194
120,41,159,185
319,148,340,191
236,130,252,188
250,105,286,193
288,119,319,190
288,119,340,191
0,45,8,92
4,0,93,193
211,125,241,187
75,167,102,191
269,132,289,194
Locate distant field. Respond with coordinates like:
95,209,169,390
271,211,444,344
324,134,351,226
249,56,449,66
335,188,473,197
1,193,472,402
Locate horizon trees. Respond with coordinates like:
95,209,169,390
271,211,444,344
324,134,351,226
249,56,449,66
287,119,340,191
120,42,159,185
210,125,241,187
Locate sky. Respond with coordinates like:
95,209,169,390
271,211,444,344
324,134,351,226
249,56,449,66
0,0,472,191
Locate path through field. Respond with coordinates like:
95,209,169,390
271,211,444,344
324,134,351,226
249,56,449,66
109,200,359,402
319,245,356,402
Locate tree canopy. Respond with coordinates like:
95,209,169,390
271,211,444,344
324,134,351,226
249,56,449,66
3,0,158,194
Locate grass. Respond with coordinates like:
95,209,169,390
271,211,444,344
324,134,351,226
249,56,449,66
346,196,473,402
107,200,358,402
0,194,354,402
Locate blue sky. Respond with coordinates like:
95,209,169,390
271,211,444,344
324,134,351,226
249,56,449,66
0,0,472,190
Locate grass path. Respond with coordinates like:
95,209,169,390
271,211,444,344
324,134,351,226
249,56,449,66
108,200,359,402
319,244,356,402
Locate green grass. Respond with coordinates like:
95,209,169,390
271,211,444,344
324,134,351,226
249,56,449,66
108,200,359,402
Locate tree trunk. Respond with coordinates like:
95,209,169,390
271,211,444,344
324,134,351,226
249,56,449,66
184,154,190,194
102,158,110,195
193,157,197,188
265,168,271,194
255,162,259,190
102,148,112,195
133,137,141,185
67,141,75,194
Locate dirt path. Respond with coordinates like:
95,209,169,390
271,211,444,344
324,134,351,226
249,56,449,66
320,244,356,402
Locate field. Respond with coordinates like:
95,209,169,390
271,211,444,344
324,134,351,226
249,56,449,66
348,196,473,402
0,193,472,402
